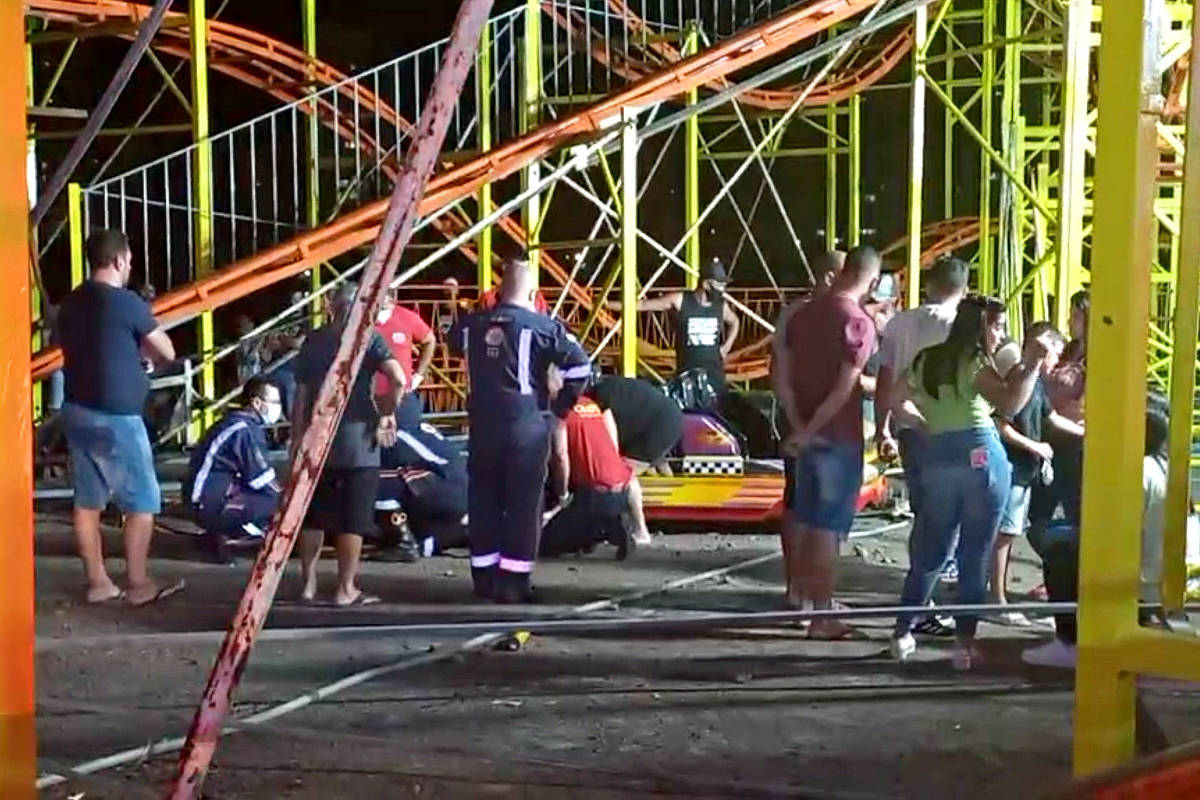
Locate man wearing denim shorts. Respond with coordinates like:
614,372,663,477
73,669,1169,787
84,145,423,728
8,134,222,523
775,246,879,639
57,229,179,605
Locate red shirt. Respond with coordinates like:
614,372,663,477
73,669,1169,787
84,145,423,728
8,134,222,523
565,396,632,490
783,291,876,444
478,288,550,314
373,305,433,395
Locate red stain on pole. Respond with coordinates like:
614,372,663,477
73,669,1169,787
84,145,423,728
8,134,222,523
167,1,496,796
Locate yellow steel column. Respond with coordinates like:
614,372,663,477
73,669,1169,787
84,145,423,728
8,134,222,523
68,183,85,287
1073,0,1159,775
190,0,215,441
477,19,494,291
848,94,862,248
620,108,638,377
521,0,542,284
1055,0,1091,330
1162,15,1200,614
0,0,36,793
977,0,995,295
905,5,928,306
302,0,321,326
26,42,41,423
826,102,838,251
684,23,700,290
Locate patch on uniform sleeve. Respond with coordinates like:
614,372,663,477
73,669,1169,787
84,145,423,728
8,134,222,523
566,331,579,344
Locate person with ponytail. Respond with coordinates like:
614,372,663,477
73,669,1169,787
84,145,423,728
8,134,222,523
890,296,1054,670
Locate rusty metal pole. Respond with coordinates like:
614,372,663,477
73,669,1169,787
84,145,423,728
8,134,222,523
167,1,495,796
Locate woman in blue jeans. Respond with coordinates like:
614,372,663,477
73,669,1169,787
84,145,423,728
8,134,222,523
890,296,1053,670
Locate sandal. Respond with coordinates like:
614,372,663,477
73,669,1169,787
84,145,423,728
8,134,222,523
128,579,186,607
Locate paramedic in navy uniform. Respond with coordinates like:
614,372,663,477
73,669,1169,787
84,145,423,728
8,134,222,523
450,258,591,603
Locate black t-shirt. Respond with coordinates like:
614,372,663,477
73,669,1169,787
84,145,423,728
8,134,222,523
1003,379,1051,487
296,326,394,468
56,282,159,415
590,375,681,451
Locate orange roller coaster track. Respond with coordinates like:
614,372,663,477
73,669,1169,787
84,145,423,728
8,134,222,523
30,0,892,381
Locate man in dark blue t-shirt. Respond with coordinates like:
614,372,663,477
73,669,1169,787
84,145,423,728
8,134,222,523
55,229,179,606
292,281,407,607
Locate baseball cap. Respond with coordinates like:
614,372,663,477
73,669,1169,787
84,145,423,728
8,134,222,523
701,258,728,284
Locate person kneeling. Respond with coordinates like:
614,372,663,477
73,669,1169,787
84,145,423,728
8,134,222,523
541,372,641,559
184,378,283,563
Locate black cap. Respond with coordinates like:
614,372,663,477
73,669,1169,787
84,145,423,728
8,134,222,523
701,258,728,284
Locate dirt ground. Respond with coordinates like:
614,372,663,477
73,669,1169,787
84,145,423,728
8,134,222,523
32,510,1200,799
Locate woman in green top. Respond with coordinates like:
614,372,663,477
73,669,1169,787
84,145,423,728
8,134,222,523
890,296,1052,670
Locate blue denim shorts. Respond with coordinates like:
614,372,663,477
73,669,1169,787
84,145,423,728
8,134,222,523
62,403,161,514
788,440,863,536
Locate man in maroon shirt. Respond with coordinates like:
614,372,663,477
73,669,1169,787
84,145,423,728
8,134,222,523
775,246,880,638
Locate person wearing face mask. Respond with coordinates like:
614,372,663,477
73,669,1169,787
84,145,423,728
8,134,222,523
56,229,180,606
374,289,437,432
608,258,740,400
184,378,284,562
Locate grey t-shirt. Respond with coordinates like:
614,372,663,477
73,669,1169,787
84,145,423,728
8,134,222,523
296,326,394,468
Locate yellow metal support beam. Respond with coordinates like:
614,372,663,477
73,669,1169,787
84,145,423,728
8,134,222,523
848,94,862,248
190,0,215,442
684,23,700,290
522,0,542,283
1163,13,1200,614
67,183,84,287
302,0,321,327
905,5,927,306
1055,0,1091,330
620,108,638,377
1074,0,1158,775
477,19,494,291
826,102,838,251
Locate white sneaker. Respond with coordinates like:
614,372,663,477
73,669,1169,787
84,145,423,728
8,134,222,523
951,644,977,671
890,632,917,662
1021,639,1077,669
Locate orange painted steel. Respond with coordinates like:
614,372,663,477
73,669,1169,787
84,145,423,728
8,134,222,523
0,0,36,793
30,0,888,382
547,0,914,110
880,215,987,267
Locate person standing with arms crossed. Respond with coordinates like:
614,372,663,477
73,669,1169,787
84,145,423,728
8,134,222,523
450,259,591,604
56,229,181,605
774,246,881,639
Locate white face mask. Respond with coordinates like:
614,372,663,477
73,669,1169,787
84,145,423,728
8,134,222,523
260,400,283,426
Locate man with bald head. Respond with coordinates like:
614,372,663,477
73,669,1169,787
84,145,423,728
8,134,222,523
450,258,591,603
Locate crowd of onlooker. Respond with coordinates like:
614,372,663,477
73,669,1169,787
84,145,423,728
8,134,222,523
775,247,1171,670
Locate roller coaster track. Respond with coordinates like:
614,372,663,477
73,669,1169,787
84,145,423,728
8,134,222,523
548,0,914,110
28,0,905,381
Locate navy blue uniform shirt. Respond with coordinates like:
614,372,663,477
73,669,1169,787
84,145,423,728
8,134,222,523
185,409,276,509
449,302,589,420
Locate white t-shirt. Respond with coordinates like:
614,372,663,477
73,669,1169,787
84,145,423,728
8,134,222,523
878,301,958,429
1141,455,1168,603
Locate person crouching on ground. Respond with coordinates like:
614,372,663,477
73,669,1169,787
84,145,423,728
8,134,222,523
890,297,1053,670
184,378,284,562
773,246,881,639
540,367,643,559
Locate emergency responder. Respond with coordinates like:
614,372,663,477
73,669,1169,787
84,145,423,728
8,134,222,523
450,258,591,604
184,378,282,561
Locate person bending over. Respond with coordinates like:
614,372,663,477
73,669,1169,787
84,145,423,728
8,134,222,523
541,370,643,559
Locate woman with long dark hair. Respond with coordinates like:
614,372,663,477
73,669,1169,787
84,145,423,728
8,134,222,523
890,296,1054,669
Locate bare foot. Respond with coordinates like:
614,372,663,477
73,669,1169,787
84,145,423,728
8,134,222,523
86,581,123,604
632,530,652,546
300,580,318,603
807,619,862,641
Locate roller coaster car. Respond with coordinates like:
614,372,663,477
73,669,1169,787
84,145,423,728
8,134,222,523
640,389,888,529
